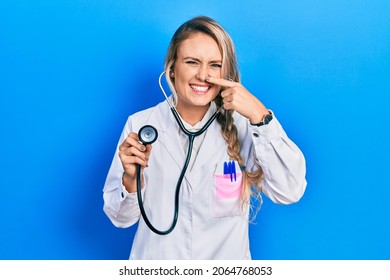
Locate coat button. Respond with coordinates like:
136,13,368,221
253,133,259,137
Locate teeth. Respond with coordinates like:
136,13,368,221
191,85,209,92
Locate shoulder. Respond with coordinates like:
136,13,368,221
125,100,169,131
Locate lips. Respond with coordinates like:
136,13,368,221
190,84,211,95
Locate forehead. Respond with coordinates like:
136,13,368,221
177,33,222,60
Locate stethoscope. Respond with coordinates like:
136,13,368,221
136,71,221,235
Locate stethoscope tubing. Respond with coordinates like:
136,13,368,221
135,71,221,235
136,130,193,235
136,107,220,235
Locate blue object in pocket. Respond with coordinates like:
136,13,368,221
224,160,237,182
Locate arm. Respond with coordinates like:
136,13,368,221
103,185,145,228
102,117,150,228
205,76,306,204
248,115,307,204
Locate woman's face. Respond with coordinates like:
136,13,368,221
173,32,223,114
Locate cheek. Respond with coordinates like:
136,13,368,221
210,68,222,79
173,68,190,85
173,76,185,89
172,76,189,96
213,86,222,98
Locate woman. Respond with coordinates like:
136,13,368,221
103,16,307,259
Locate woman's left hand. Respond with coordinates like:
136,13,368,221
206,76,269,124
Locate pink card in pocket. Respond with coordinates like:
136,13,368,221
214,173,242,200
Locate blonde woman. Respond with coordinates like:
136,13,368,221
103,16,307,259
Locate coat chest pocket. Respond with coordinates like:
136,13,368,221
210,162,243,220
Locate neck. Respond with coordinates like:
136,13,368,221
176,103,210,126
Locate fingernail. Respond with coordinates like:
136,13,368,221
140,145,146,151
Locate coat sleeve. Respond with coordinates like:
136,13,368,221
102,117,144,228
241,113,307,204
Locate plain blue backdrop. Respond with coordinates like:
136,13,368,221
1,0,389,259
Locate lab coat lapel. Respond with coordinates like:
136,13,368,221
151,101,185,171
190,120,226,178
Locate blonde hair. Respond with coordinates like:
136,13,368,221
164,16,263,218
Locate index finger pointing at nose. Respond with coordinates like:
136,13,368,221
206,76,236,88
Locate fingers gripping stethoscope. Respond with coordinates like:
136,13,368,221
136,72,221,235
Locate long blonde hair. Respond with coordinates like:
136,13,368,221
164,16,263,218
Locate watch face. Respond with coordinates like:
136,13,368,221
264,114,273,124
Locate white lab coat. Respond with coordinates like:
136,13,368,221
103,98,307,260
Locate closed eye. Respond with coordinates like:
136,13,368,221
211,63,222,68
186,60,198,65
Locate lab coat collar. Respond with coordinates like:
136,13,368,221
178,102,217,132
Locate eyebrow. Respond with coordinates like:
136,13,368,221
182,56,222,63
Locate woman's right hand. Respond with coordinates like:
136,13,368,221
118,132,152,193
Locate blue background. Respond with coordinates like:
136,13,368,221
1,0,389,260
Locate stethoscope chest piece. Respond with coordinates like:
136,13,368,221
139,125,158,145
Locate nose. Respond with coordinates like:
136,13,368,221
196,65,209,82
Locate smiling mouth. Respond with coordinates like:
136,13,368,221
190,84,211,94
